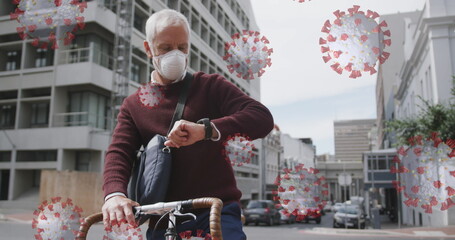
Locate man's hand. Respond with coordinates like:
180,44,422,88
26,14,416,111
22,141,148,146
165,119,205,148
102,196,139,229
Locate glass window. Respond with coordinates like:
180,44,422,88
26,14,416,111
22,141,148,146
0,104,16,129
377,156,387,170
69,91,107,129
217,37,224,56
35,48,53,68
16,150,57,162
131,62,140,83
30,102,49,127
75,151,91,171
167,0,179,10
6,50,21,71
0,151,11,162
191,11,200,33
0,90,18,100
201,20,209,42
134,12,145,33
190,49,198,70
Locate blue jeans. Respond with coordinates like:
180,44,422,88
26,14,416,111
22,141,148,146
146,202,246,240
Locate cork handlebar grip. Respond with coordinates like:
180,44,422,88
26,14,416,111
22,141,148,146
76,197,223,240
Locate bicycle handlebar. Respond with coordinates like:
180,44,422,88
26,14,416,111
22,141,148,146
76,197,223,240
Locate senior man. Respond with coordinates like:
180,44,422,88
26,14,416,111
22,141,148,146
102,9,274,240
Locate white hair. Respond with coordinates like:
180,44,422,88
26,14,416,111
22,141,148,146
145,9,190,43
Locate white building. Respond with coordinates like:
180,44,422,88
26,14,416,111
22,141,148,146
392,0,455,227
395,0,455,120
0,0,266,205
376,11,421,149
280,133,315,169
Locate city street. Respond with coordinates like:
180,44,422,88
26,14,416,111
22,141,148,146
1,212,454,240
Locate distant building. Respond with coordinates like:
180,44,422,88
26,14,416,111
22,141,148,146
316,153,335,163
261,125,283,201
317,119,376,203
334,119,376,162
375,11,421,149
280,134,315,169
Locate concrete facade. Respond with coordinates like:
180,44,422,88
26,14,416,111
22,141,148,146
0,0,267,204
375,11,422,149
395,0,455,120
334,119,376,162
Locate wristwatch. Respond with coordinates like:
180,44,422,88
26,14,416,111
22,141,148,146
197,118,212,140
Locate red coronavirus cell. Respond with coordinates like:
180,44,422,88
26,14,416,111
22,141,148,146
392,133,455,213
32,197,84,240
223,30,273,80
179,229,212,240
103,219,144,240
273,164,328,221
222,133,255,167
10,0,87,49
320,5,391,78
137,83,165,109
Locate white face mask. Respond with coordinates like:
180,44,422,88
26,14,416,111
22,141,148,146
152,49,188,81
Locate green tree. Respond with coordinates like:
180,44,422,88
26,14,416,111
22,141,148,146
385,76,455,146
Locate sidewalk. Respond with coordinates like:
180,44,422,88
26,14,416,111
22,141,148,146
301,214,455,239
302,226,455,239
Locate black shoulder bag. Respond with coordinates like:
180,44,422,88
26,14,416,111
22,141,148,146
128,73,192,223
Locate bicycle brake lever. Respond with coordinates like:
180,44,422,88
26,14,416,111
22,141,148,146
173,212,197,224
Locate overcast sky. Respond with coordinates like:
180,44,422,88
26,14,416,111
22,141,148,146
249,0,426,155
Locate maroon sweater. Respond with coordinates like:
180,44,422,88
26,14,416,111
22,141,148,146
103,72,274,203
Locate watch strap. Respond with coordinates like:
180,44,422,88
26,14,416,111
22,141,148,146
197,118,212,140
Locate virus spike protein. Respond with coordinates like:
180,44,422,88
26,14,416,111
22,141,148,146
320,5,391,78
391,135,455,213
11,0,86,49
223,31,273,80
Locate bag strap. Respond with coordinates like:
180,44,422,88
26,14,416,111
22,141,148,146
167,72,193,135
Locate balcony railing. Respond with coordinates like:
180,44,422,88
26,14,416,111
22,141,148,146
58,46,114,70
53,111,109,130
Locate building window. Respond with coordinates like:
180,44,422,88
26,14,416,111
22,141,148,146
377,156,387,170
6,51,21,71
134,11,146,34
69,91,108,129
30,102,49,127
131,62,140,83
16,150,57,162
0,151,11,162
35,48,53,68
0,104,16,129
75,151,91,171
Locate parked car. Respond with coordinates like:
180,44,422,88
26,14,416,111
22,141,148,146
333,205,366,229
243,200,281,226
323,201,333,212
301,206,322,224
332,202,344,213
278,206,296,224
